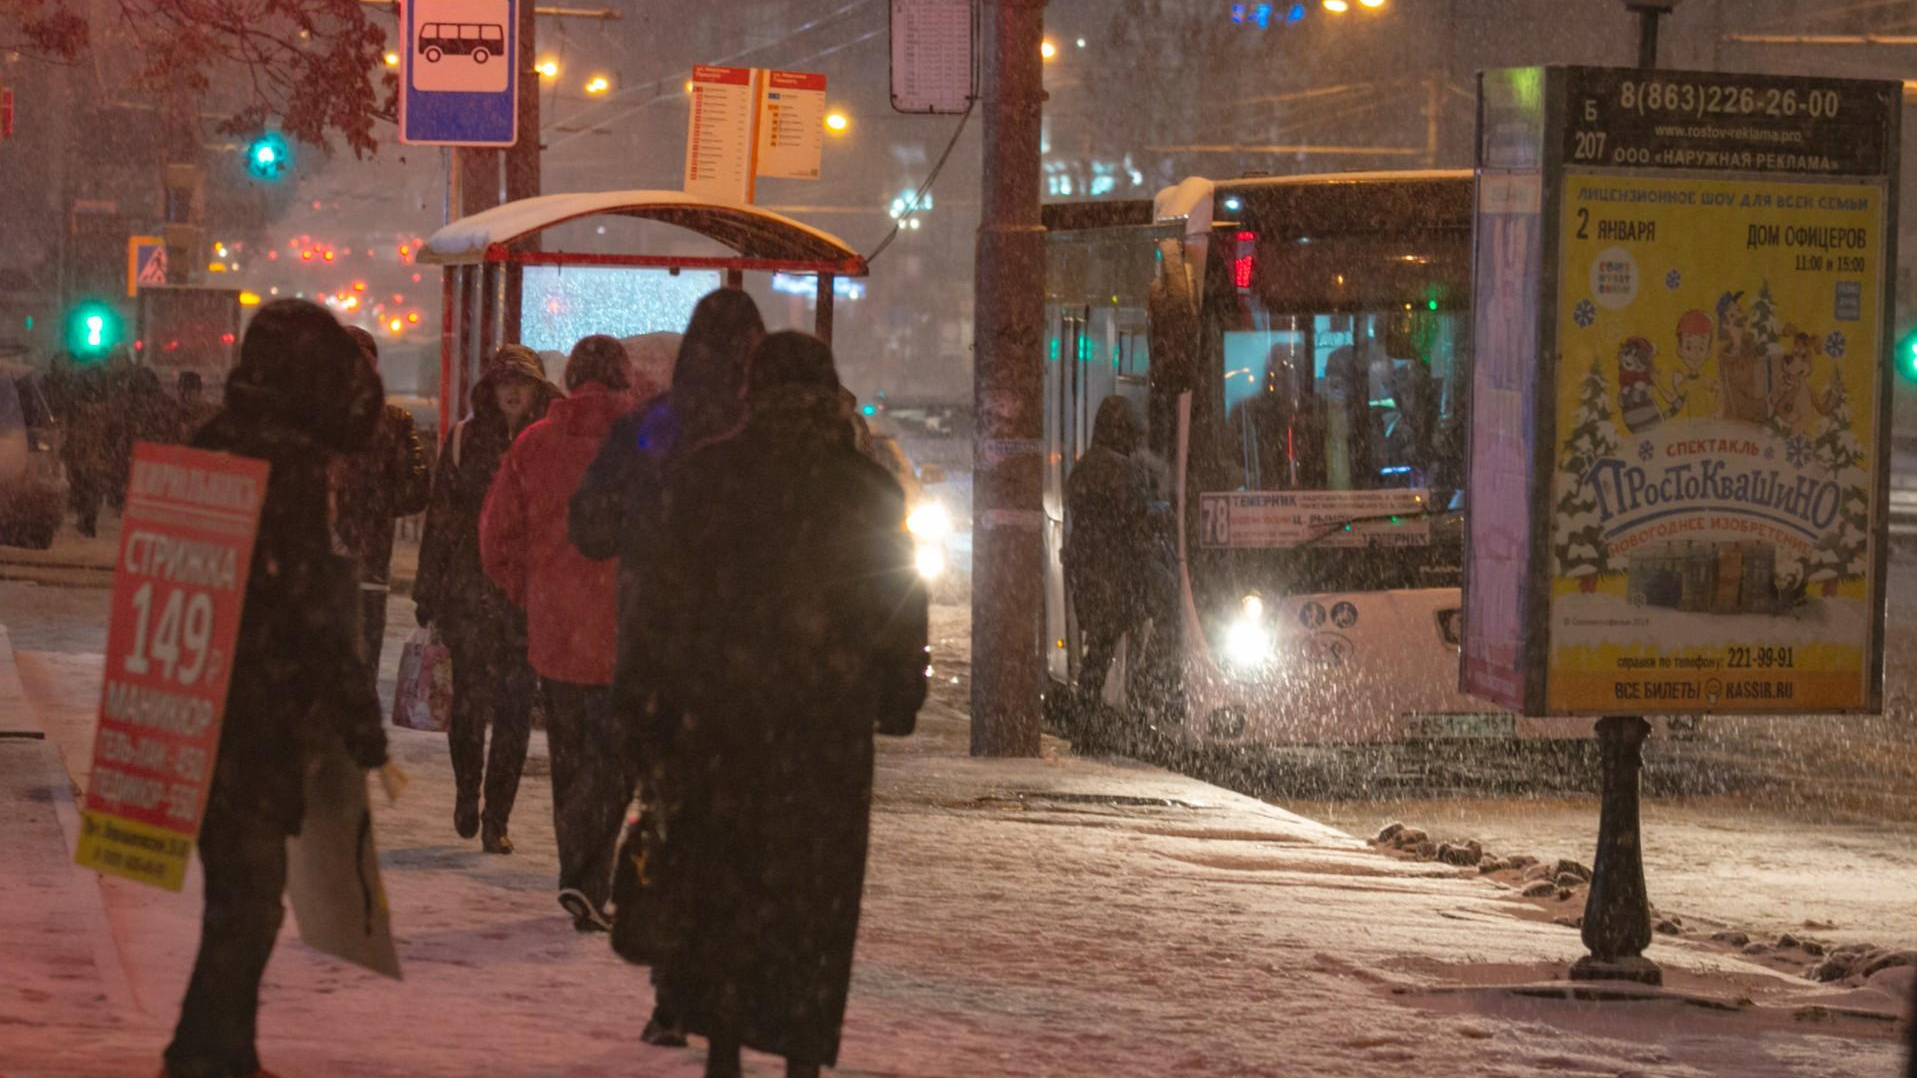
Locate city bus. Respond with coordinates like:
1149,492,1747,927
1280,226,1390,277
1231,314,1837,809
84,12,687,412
1042,171,1591,746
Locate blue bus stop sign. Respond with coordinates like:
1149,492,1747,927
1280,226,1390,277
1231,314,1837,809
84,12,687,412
399,0,518,146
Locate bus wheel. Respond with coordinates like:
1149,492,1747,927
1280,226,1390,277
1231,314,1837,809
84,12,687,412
473,48,489,63
424,46,442,62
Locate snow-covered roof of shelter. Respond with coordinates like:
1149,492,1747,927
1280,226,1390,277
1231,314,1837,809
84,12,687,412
420,190,867,275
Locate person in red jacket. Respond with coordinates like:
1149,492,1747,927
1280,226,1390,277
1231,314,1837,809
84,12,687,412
480,334,655,931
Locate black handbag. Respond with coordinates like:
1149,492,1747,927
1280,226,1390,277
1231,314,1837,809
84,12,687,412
609,805,672,965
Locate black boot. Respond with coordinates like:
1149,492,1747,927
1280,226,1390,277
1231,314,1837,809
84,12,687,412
481,817,513,855
454,796,479,840
703,1038,742,1078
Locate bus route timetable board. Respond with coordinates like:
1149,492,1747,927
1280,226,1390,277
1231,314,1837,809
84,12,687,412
890,0,973,114
1462,66,1900,717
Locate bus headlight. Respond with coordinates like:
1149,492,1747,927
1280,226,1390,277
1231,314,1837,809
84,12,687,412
915,543,946,580
1223,593,1273,668
907,501,952,541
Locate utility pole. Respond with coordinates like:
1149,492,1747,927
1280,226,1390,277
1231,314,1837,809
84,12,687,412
1572,0,1683,990
970,0,1047,758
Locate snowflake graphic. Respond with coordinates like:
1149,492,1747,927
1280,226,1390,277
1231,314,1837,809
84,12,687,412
1573,299,1597,328
1785,435,1812,469
1824,330,1846,359
1764,445,1776,462
1665,269,1682,290
1638,441,1654,462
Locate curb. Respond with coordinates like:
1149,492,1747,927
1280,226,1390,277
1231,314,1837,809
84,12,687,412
0,626,141,1017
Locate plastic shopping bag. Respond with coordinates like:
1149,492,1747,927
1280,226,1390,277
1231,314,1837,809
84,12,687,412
392,627,452,731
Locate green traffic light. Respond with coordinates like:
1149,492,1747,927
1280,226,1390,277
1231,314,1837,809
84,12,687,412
245,132,291,180
66,301,121,360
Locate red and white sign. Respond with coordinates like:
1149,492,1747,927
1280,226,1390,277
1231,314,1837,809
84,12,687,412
684,64,759,204
74,443,268,891
756,69,826,181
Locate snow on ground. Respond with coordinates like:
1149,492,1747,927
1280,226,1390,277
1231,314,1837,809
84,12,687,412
1,600,1909,1077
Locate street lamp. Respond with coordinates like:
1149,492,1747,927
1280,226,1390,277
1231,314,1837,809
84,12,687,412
584,75,611,95
1358,0,1386,7
537,59,559,79
1039,39,1057,60
825,110,851,135
1322,0,1349,11
383,51,400,67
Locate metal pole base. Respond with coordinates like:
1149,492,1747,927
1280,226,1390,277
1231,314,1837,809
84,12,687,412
1570,714,1662,987
1569,954,1662,986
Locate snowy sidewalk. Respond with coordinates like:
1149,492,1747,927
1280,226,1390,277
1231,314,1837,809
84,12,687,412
0,604,1908,1077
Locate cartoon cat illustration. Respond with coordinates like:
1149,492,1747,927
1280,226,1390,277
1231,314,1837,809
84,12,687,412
1616,336,1673,433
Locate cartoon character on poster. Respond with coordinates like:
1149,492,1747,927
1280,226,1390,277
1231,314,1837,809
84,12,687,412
1715,290,1773,425
1614,336,1673,433
1668,309,1718,420
1770,327,1834,436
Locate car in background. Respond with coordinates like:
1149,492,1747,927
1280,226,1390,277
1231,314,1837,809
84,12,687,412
868,431,956,583
0,359,69,549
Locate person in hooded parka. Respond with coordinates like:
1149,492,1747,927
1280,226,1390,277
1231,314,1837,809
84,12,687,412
161,299,389,1078
631,331,928,1078
415,344,560,854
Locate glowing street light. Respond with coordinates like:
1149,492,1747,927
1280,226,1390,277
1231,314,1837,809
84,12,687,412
1358,0,1386,6
1039,39,1058,60
584,75,611,95
824,110,851,135
537,59,559,79
383,51,400,67
1322,0,1350,10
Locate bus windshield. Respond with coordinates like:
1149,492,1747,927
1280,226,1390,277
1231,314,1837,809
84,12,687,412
1219,308,1465,503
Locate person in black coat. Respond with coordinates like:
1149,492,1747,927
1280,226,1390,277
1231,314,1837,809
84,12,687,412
414,344,558,854
1065,395,1163,708
162,299,388,1078
334,327,431,689
570,288,763,1043
631,331,928,1078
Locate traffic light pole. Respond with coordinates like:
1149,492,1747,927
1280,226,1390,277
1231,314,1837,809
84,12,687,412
1571,0,1677,989
970,0,1047,758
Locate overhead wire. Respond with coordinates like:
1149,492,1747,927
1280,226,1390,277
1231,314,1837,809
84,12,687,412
865,101,975,264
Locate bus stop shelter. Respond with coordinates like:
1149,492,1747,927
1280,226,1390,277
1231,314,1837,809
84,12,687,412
418,190,869,441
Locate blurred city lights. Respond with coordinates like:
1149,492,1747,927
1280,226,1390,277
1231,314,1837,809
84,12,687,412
383,51,400,67
585,75,611,94
1040,39,1057,60
1322,0,1349,10
537,59,559,79
825,111,850,134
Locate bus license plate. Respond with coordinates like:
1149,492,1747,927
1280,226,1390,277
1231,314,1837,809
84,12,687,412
1405,713,1516,740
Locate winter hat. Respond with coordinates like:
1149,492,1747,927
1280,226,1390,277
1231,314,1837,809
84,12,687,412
226,298,383,453
1676,309,1712,338
745,331,841,412
565,334,632,392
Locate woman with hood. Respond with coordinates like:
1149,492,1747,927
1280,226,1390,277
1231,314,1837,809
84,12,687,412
632,331,928,1078
161,299,388,1078
482,335,658,931
415,344,558,855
